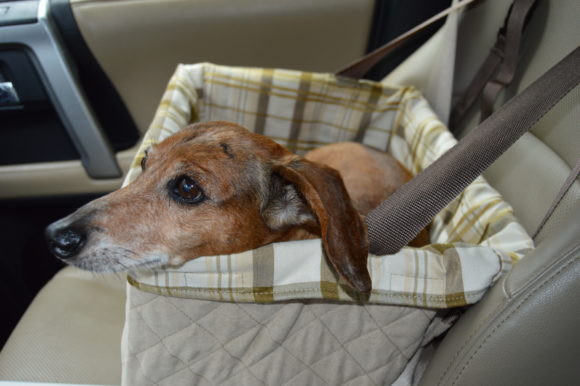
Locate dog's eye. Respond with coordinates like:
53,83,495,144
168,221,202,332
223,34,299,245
170,176,205,204
140,148,150,171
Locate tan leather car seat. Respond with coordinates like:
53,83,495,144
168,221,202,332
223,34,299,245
0,268,126,384
417,0,580,384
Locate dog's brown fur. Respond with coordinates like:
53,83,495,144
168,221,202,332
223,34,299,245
47,121,429,293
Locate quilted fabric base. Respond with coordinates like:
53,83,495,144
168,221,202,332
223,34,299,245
122,288,438,386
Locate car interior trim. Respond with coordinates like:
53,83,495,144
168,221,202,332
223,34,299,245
49,0,140,152
0,0,121,178
0,146,136,199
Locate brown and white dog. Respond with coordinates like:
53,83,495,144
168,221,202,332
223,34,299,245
46,121,428,293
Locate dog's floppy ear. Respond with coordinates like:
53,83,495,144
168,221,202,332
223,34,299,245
268,159,371,293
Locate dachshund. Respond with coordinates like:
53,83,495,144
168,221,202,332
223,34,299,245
46,121,428,293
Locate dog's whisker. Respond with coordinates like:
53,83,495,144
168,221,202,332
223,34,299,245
118,247,138,256
113,271,125,282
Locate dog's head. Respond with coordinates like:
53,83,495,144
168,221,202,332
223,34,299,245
46,121,371,292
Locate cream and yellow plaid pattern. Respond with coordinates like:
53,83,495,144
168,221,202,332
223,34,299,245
124,63,533,308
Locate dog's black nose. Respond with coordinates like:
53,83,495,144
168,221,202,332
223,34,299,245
46,225,86,260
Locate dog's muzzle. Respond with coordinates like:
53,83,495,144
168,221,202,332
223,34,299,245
45,223,86,260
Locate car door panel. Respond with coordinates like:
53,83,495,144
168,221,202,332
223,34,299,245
0,0,374,199
71,0,375,132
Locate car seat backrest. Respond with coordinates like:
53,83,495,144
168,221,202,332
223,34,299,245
453,0,579,241
417,1,580,384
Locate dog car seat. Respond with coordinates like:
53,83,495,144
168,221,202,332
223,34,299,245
119,57,532,384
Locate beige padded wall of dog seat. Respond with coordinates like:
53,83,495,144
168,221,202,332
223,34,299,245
71,0,375,133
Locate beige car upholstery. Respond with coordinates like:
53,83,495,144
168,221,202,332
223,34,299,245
0,267,126,384
418,214,580,386
0,147,136,200
416,0,580,384
453,0,579,236
71,0,375,133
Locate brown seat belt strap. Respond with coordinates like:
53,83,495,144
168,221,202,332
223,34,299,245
336,0,479,79
450,0,537,131
480,0,537,121
365,47,580,255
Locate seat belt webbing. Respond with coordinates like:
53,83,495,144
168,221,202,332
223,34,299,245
480,0,537,121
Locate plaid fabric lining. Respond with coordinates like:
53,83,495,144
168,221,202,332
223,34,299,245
124,63,533,308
